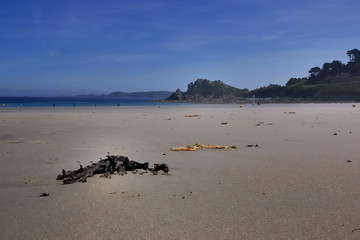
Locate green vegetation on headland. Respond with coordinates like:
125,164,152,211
164,79,250,103
162,48,360,103
252,48,360,101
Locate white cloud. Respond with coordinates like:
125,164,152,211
262,31,287,41
35,34,60,57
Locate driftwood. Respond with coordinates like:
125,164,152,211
57,153,168,184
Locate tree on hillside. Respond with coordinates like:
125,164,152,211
329,60,344,76
308,60,345,83
309,67,321,78
322,62,332,75
286,77,307,86
308,67,321,83
346,49,360,76
347,49,360,63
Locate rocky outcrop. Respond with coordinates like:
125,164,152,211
164,79,250,103
167,88,184,101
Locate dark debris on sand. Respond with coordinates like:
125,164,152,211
56,153,169,184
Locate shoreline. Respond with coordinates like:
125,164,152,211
152,97,360,104
1,101,358,110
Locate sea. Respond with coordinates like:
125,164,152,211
0,97,188,108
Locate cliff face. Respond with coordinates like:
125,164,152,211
167,88,183,101
166,79,249,102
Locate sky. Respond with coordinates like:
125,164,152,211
1,0,360,96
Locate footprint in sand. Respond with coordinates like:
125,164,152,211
9,139,45,145
23,176,37,184
118,191,142,200
47,157,58,164
8,140,24,144
29,140,43,144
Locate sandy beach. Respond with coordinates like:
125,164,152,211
0,104,359,239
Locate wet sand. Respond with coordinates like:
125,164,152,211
0,104,359,239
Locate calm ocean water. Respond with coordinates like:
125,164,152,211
0,97,317,109
0,97,186,108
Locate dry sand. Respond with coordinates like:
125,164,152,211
0,103,359,239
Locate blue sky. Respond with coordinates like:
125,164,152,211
1,0,360,96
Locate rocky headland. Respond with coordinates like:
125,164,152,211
154,79,305,104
